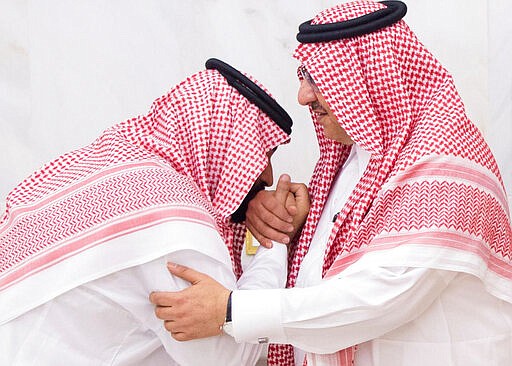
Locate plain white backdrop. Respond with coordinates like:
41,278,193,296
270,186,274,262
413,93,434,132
1,0,511,210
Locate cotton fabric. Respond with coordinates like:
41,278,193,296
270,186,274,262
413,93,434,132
267,1,512,364
0,67,290,363
232,144,512,366
1,221,288,365
234,252,512,365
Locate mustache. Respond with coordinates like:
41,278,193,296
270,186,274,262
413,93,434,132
310,101,326,113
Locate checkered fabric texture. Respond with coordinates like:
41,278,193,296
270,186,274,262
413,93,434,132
268,1,512,365
0,68,290,296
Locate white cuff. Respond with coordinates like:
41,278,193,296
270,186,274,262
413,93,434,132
231,288,287,344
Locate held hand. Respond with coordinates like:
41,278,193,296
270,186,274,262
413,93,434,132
149,263,231,341
246,174,294,248
246,174,310,248
287,182,310,241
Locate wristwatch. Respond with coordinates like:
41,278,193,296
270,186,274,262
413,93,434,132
225,291,233,322
222,291,234,335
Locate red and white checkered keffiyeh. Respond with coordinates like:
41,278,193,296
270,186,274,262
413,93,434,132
0,68,290,323
269,1,512,365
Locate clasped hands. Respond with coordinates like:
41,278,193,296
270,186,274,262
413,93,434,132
246,173,310,248
149,174,310,341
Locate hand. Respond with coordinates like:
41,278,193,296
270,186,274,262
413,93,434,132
149,263,231,341
246,174,310,248
287,181,310,242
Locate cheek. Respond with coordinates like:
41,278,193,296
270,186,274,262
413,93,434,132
259,164,273,186
323,117,339,131
264,171,273,186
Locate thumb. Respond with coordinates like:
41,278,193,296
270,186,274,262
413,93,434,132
274,174,291,205
167,262,205,285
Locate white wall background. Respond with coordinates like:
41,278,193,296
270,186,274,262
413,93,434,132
1,0,511,211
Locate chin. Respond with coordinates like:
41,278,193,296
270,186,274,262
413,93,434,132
323,132,339,141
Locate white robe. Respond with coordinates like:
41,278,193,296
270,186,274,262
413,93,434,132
229,145,512,365
0,221,288,366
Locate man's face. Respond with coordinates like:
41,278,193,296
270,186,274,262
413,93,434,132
231,150,274,223
297,69,354,145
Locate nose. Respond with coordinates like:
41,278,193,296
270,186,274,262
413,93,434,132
260,161,274,187
298,79,317,106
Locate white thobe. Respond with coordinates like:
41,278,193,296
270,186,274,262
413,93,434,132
229,145,512,365
0,221,288,366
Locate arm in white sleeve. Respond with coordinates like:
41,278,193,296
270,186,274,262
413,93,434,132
116,222,286,365
148,250,265,366
237,241,288,290
231,263,457,353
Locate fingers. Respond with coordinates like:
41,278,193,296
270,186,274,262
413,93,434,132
285,192,297,216
165,326,221,342
284,182,310,242
245,190,294,246
289,183,310,214
171,332,191,342
244,176,308,247
154,304,174,320
166,262,206,285
246,218,290,247
163,319,221,342
248,191,293,226
274,174,291,205
168,329,189,342
246,228,272,249
149,263,206,306
289,182,309,202
247,202,293,233
246,204,293,245
151,293,223,341
247,190,293,223
149,263,229,342
149,291,178,306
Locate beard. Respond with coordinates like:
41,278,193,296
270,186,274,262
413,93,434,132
230,182,267,224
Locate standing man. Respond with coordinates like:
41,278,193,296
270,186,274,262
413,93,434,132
0,59,296,365
150,2,512,366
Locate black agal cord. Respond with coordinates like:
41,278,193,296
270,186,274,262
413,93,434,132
297,1,407,43
205,58,293,135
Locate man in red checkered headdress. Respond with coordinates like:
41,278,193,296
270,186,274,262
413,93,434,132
0,59,297,365
150,2,512,365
